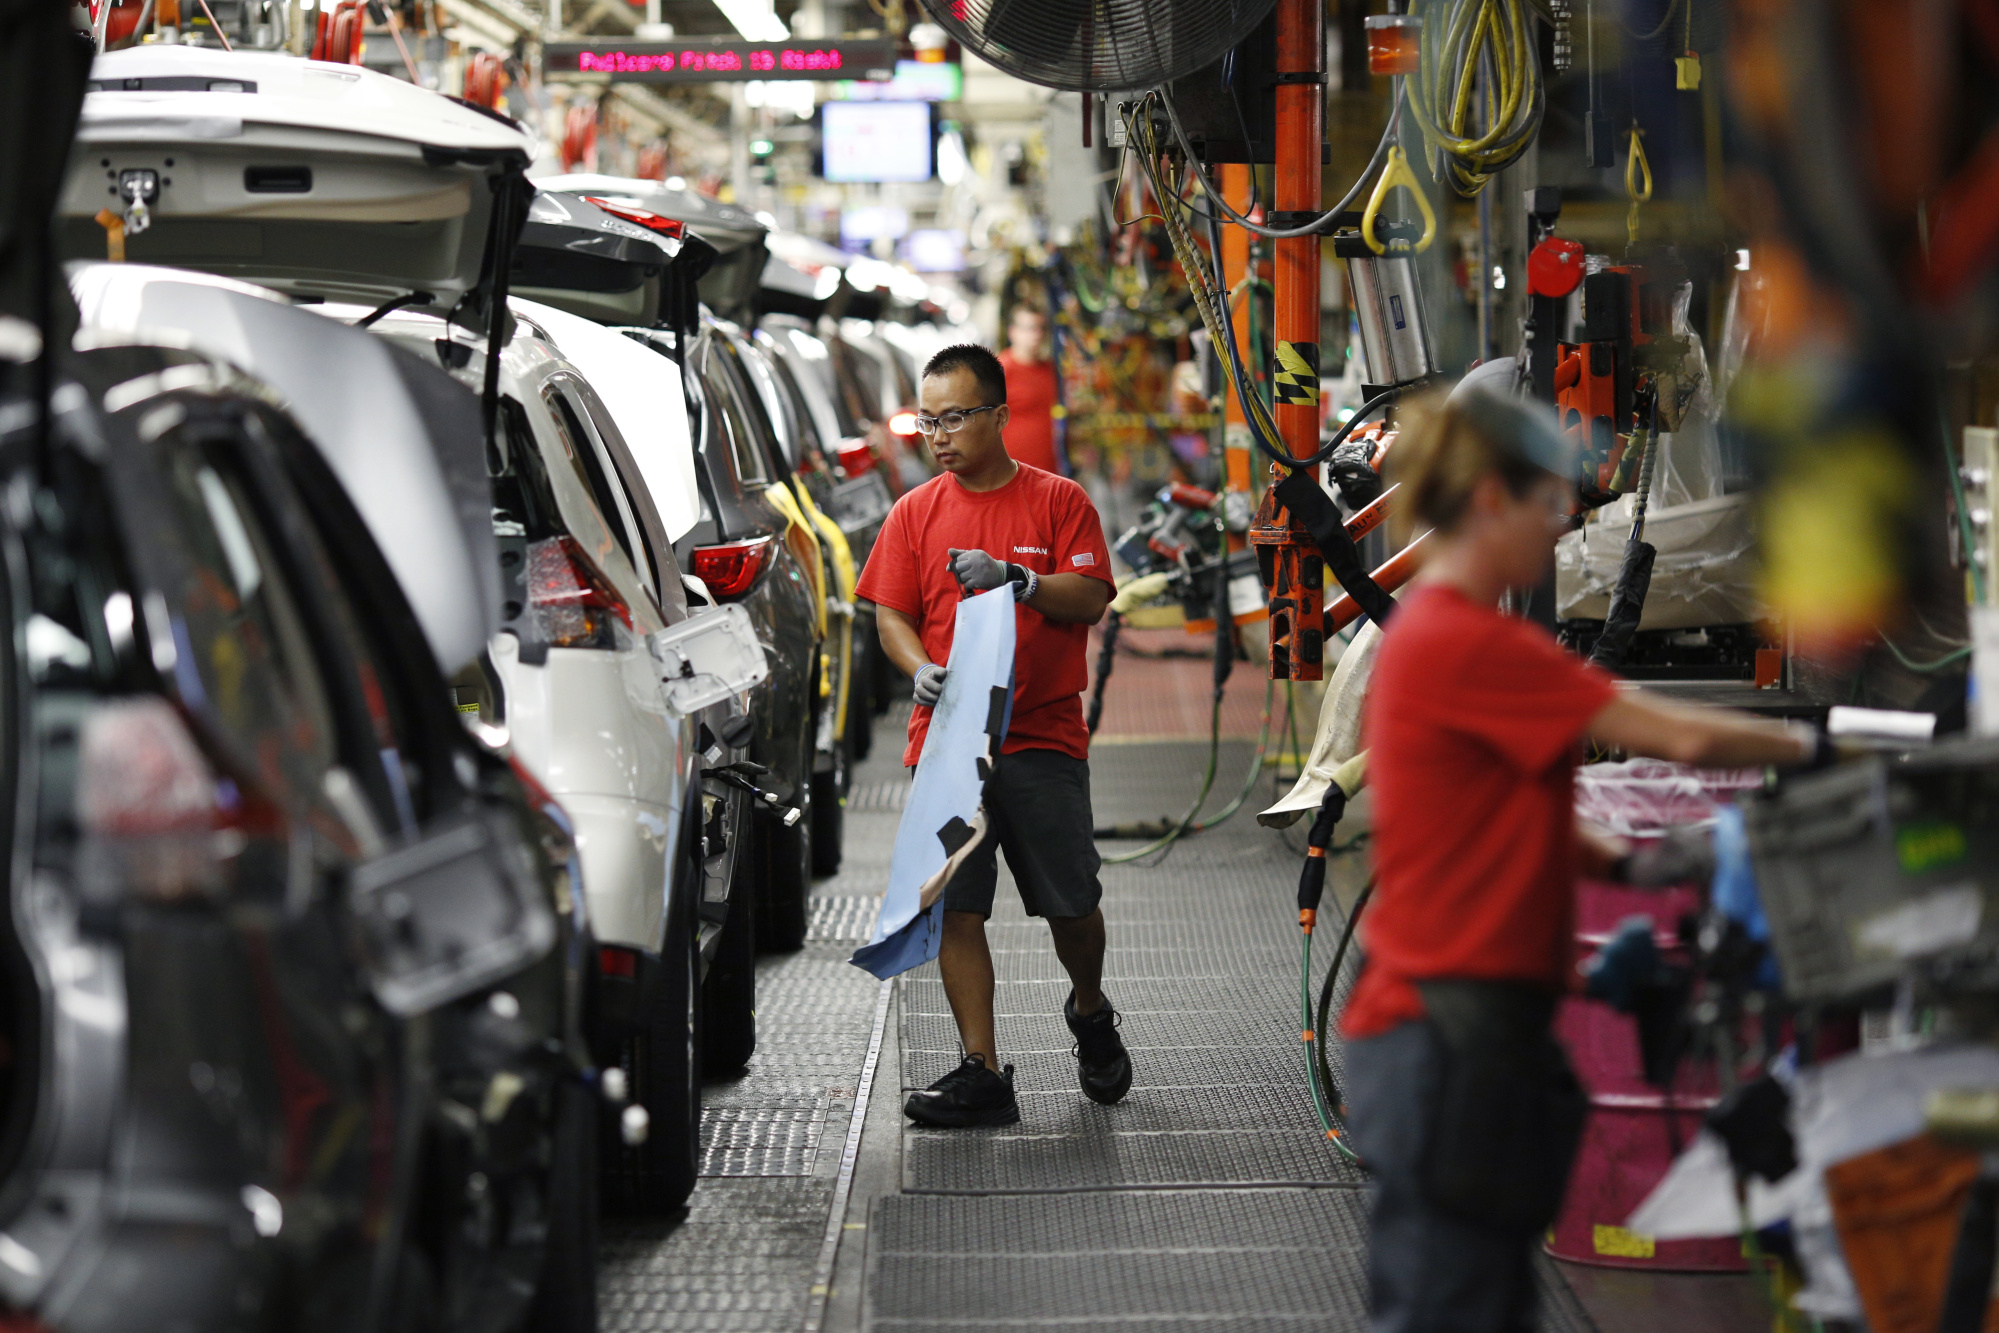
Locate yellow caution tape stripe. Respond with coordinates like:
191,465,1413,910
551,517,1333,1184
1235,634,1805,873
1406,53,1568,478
1272,342,1320,407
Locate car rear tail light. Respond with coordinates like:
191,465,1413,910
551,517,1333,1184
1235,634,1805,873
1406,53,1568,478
835,439,874,479
598,944,639,979
526,535,633,649
690,535,775,600
76,696,231,902
578,196,686,240
888,411,919,437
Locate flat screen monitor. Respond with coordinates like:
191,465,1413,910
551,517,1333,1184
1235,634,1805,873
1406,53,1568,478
821,101,933,184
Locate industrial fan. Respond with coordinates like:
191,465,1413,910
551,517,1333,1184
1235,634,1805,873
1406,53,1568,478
919,0,1278,92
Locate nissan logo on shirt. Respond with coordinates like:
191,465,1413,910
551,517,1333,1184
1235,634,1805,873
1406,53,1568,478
1014,546,1049,556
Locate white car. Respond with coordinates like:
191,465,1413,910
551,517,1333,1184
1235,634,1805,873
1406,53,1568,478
60,44,762,1214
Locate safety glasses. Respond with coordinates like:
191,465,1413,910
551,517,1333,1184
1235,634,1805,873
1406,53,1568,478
914,405,1000,437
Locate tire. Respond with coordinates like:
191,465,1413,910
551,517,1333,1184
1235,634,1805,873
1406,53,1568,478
810,740,846,877
702,852,757,1074
601,832,703,1214
527,1080,600,1332
847,638,875,761
755,738,812,952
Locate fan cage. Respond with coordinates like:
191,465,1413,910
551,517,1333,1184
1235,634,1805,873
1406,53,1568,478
920,0,1281,94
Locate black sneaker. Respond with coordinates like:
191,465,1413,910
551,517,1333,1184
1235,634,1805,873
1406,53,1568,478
1064,991,1133,1105
903,1054,1021,1128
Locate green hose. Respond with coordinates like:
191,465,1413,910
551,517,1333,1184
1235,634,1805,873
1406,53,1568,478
1303,879,1372,1163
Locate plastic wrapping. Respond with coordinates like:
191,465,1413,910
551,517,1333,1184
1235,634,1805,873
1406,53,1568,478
1556,492,1762,629
1259,615,1387,827
1630,1044,1999,1321
1558,282,1751,629
1574,758,1762,837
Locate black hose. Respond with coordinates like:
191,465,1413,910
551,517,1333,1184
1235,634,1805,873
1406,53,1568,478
1211,526,1235,695
1941,1174,1999,1333
1314,881,1373,1120
1086,611,1121,736
1198,194,1407,473
1589,394,1661,669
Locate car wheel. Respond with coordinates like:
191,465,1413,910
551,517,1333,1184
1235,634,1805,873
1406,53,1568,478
755,739,812,952
526,1080,600,1332
847,639,875,761
702,852,757,1073
602,837,702,1214
810,740,846,877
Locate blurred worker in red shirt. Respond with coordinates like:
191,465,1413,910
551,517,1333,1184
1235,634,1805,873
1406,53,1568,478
856,342,1123,1130
996,303,1061,474
1342,387,1816,1333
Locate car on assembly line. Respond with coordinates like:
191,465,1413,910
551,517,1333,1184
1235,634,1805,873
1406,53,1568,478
619,317,828,951
722,323,862,874
6,274,599,1333
57,46,765,1215
830,319,933,494
363,297,761,1205
755,312,895,757
508,178,847,946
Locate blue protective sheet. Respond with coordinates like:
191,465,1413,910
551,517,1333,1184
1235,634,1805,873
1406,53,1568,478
851,588,1015,980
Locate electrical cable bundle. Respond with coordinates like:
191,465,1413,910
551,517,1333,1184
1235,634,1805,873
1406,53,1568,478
1405,0,1545,196
1119,96,1401,474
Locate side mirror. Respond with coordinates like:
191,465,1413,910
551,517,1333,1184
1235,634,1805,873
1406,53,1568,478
649,603,769,715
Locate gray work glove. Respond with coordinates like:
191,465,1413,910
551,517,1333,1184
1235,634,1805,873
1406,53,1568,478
913,663,947,707
947,547,1011,593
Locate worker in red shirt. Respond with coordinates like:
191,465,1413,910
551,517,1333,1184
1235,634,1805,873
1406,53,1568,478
855,343,1122,1128
996,303,1062,474
1342,387,1816,1333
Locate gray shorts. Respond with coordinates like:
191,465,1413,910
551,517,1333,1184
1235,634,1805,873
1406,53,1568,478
936,748,1103,920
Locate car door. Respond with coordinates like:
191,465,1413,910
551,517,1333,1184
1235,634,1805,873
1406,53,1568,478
58,386,423,1331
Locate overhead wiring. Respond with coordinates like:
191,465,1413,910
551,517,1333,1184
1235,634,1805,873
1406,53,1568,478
1152,86,1402,240
1120,96,1405,473
1405,0,1546,196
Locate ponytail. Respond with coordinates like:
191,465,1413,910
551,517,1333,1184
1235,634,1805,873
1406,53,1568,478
1386,392,1552,544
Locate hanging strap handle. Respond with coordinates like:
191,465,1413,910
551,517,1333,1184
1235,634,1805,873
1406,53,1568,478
1625,126,1653,247
1362,146,1439,256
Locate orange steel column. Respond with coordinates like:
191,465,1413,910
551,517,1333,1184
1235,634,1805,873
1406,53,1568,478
1265,0,1326,679
1221,162,1254,516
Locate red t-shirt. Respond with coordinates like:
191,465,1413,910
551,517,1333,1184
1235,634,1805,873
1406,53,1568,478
856,465,1113,766
998,350,1060,474
1341,583,1620,1040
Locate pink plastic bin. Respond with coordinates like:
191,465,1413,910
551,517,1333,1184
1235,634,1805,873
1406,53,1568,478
1546,878,1748,1272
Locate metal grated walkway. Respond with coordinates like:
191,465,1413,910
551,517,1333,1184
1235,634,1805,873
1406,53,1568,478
864,740,1593,1332
596,676,1675,1332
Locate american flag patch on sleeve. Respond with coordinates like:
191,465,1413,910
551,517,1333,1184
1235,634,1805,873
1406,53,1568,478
1072,553,1095,567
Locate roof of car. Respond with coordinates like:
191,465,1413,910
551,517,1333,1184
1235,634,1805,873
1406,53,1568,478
81,46,531,158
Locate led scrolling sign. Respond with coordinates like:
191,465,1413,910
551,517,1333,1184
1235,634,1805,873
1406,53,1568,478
544,37,899,82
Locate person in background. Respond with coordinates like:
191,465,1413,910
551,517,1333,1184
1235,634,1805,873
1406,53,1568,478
1342,387,1818,1333
997,303,1061,474
856,342,1127,1129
